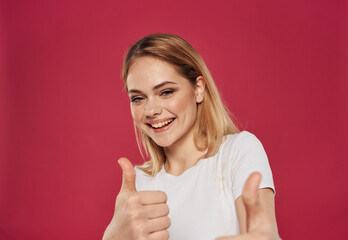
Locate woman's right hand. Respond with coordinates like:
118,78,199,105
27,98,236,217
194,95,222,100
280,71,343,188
102,158,171,240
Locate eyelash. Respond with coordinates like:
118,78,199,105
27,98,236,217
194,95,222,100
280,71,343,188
130,89,175,103
160,89,174,96
130,96,144,102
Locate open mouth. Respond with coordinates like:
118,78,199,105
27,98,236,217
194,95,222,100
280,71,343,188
147,118,175,129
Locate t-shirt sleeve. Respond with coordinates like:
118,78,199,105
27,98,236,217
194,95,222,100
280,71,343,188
226,131,275,201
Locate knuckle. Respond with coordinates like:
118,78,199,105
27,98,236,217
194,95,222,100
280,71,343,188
127,207,143,220
161,191,168,202
159,230,170,240
164,216,171,228
163,230,170,239
130,219,146,234
129,193,141,202
149,230,169,240
124,194,140,208
163,204,170,215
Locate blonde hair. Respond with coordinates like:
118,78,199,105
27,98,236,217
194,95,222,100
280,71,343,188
122,33,239,176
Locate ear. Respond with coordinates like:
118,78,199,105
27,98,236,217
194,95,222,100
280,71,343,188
195,76,205,103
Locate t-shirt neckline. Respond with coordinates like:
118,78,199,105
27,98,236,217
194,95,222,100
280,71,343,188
160,156,207,179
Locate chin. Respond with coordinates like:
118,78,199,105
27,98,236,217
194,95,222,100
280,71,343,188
150,136,176,148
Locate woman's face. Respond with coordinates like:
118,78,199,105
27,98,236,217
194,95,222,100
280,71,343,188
126,56,204,148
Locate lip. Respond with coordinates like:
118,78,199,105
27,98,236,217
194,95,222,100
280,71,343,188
146,118,176,133
146,117,175,125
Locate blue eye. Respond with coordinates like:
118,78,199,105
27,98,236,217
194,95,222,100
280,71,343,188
161,89,174,96
131,96,144,102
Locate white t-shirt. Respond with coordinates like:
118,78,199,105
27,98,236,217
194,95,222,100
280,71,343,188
135,131,274,240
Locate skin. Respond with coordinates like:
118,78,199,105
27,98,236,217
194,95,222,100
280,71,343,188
102,157,171,240
217,173,281,240
103,56,281,240
127,56,206,174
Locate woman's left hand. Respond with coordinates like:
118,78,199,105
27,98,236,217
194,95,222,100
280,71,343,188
216,172,281,240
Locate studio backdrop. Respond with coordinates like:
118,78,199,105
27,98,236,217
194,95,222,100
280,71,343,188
0,0,347,239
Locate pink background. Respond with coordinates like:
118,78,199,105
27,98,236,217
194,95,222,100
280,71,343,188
1,0,347,239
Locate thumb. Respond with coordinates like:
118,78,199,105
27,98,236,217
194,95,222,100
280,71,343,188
242,172,262,230
118,157,136,192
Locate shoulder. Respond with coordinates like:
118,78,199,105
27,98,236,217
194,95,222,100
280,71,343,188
220,131,263,155
217,131,270,173
225,130,260,144
211,131,265,170
224,132,274,199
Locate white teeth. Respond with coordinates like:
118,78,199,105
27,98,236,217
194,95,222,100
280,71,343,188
151,119,174,129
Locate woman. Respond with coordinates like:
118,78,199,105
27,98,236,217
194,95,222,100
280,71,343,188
103,34,280,240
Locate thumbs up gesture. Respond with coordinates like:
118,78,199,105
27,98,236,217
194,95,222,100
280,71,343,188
216,172,281,240
103,158,171,240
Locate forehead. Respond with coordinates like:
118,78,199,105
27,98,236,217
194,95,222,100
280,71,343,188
126,56,189,90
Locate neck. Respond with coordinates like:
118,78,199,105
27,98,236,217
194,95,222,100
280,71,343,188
163,129,205,176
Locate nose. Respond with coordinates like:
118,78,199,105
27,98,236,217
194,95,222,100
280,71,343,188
144,98,162,117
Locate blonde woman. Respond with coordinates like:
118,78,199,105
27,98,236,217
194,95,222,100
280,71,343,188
103,34,280,240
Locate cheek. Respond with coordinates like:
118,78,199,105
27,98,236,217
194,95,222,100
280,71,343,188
168,92,197,116
130,105,143,123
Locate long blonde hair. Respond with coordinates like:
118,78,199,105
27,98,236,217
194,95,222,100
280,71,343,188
122,33,239,176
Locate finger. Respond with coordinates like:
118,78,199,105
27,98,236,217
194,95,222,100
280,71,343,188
138,191,167,205
146,216,171,233
118,157,136,192
216,236,238,240
149,230,170,240
242,172,262,210
143,203,170,219
242,172,263,230
216,232,261,240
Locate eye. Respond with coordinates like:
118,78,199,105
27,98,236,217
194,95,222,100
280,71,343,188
130,96,144,103
160,89,174,96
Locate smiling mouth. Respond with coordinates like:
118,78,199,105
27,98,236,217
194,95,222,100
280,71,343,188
147,118,175,129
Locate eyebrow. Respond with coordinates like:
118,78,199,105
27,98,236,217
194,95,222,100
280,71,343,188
127,81,177,94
